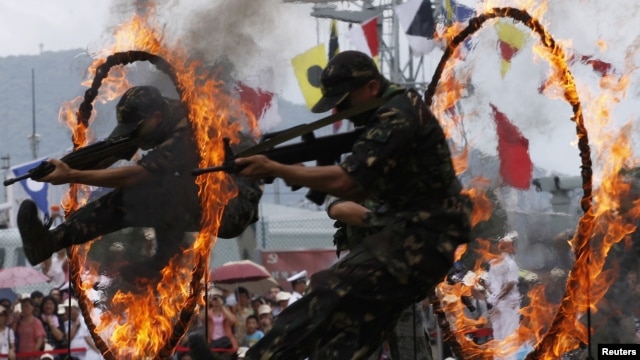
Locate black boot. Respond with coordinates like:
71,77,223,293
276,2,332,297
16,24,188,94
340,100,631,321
17,200,58,265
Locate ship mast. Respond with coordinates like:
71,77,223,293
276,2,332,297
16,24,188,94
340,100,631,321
28,68,40,160
308,0,437,91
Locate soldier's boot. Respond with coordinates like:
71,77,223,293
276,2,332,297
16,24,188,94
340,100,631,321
17,199,60,265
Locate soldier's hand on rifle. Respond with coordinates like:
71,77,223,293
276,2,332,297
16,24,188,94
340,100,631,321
283,163,305,187
235,155,278,181
38,158,73,185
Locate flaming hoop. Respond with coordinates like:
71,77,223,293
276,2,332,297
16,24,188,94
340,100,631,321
424,7,608,360
52,2,257,357
64,51,207,359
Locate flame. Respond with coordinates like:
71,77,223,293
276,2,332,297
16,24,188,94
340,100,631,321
57,2,255,358
523,4,637,355
429,2,640,359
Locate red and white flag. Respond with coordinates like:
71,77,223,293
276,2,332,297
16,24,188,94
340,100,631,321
346,17,379,59
235,68,282,129
490,103,533,190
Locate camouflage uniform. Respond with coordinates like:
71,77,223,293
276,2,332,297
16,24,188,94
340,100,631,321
30,86,262,267
246,51,472,360
331,197,433,360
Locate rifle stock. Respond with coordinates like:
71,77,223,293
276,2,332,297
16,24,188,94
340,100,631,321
191,128,364,205
3,135,139,186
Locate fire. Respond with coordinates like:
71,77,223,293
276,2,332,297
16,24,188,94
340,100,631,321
430,2,640,359
57,2,255,358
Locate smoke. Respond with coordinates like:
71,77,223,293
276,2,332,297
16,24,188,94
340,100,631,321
183,0,316,92
107,0,317,94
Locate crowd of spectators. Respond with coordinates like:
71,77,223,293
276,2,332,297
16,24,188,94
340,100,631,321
0,289,102,360
0,280,307,360
177,283,294,360
0,275,302,360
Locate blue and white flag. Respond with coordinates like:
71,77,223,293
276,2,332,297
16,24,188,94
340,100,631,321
395,0,438,56
11,159,50,216
443,0,476,24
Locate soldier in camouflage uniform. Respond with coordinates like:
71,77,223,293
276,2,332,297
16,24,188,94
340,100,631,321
18,86,262,281
237,51,472,360
328,197,433,360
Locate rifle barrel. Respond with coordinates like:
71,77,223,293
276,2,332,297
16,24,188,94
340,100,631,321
191,165,230,176
3,173,30,186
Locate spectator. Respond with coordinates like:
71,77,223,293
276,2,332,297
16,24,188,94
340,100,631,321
40,343,55,360
30,292,44,306
57,303,68,325
0,305,16,360
0,299,11,310
232,287,252,345
286,271,307,306
241,315,264,348
222,288,236,308
257,305,273,334
39,296,65,351
41,249,68,290
0,299,17,332
250,296,268,318
30,292,44,319
484,232,521,360
272,292,290,317
9,303,20,332
48,290,62,306
266,286,282,304
207,288,238,353
64,298,102,360
16,298,45,360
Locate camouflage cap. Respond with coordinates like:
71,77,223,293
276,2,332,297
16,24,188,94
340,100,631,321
311,50,381,113
109,86,167,138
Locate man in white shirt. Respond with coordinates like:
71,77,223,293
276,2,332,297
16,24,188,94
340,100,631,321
484,232,521,360
286,271,307,306
64,299,103,360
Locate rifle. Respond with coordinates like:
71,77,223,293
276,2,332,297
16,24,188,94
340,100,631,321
3,134,139,186
192,127,364,205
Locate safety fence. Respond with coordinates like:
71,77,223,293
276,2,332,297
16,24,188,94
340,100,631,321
0,208,337,293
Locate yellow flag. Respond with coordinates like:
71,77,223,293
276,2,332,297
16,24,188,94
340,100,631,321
496,21,528,78
291,44,327,110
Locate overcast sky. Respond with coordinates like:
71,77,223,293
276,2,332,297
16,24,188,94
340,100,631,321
0,0,320,105
0,0,112,57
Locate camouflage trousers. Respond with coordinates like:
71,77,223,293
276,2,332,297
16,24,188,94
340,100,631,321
245,225,455,360
52,179,200,254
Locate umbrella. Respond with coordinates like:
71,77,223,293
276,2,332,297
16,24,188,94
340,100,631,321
210,260,278,297
210,260,271,283
0,288,18,303
0,266,50,288
212,277,279,298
